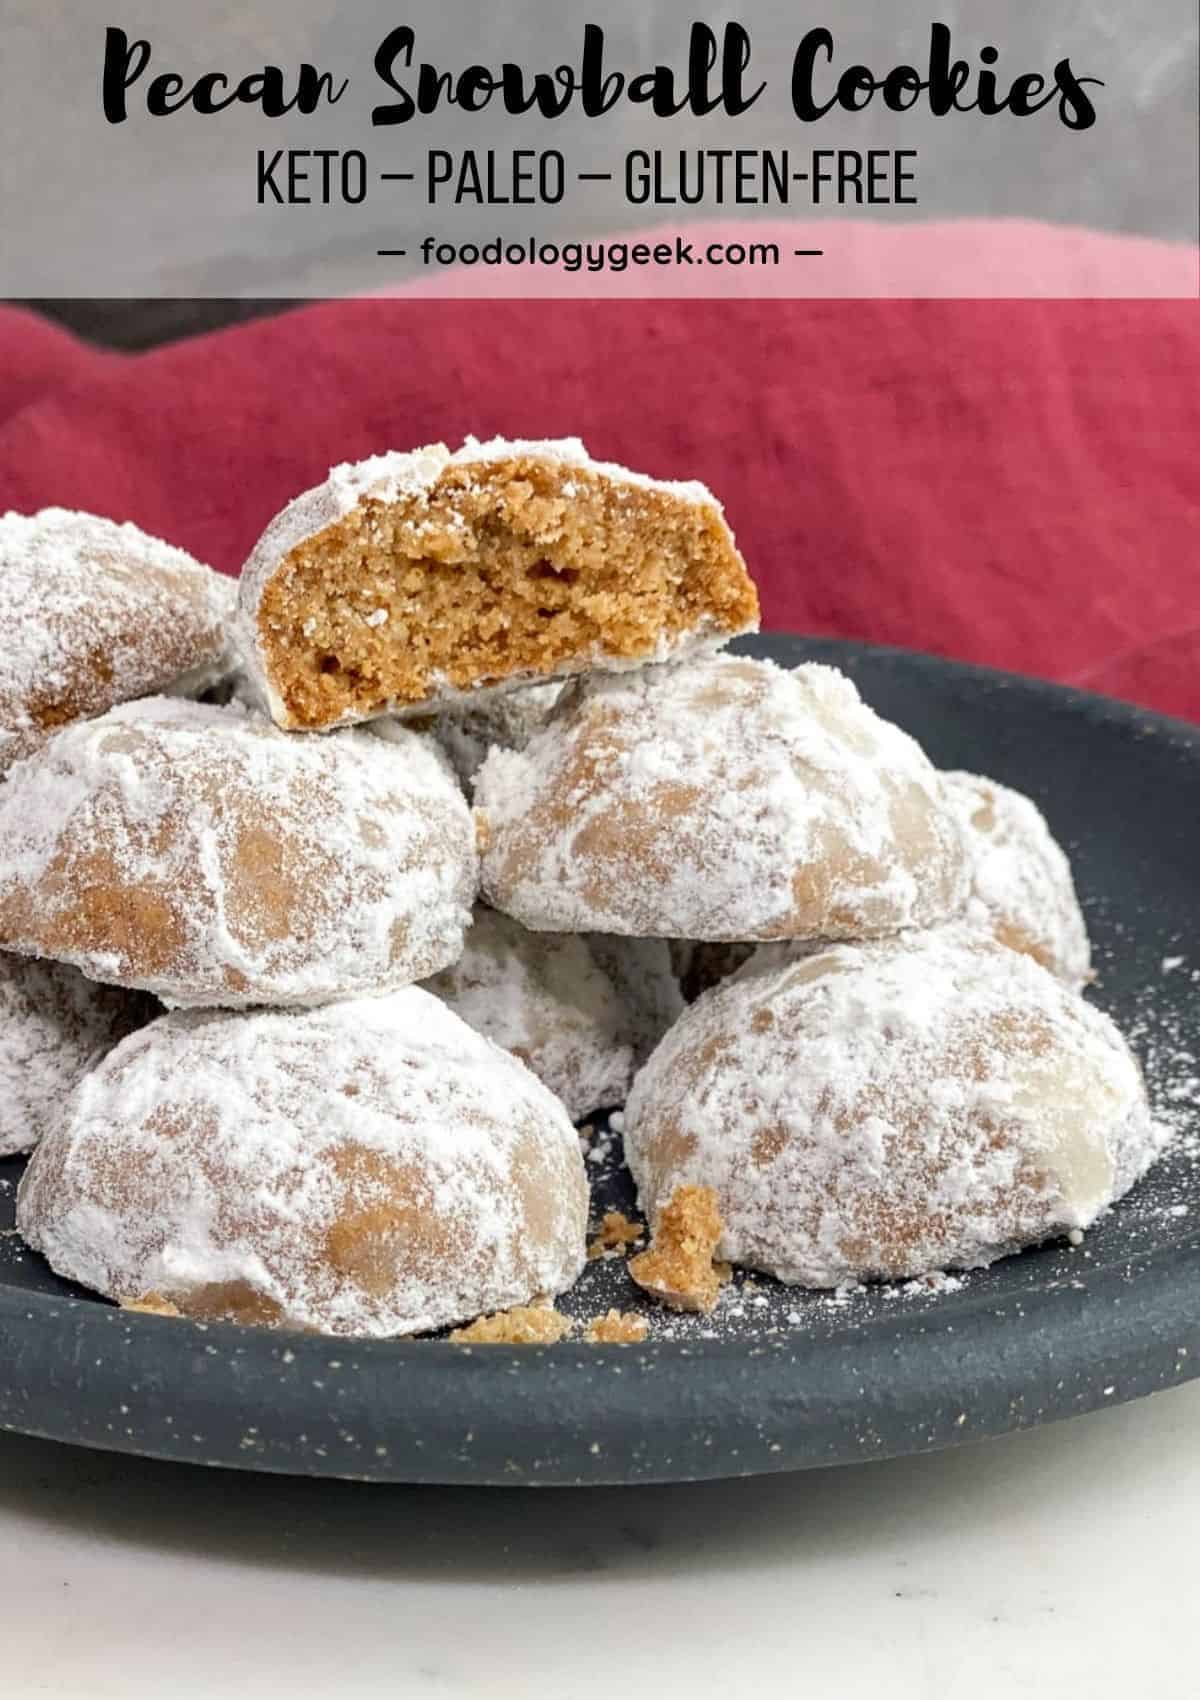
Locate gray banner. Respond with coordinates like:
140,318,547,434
1,0,1196,297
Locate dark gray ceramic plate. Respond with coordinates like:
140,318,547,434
2,635,1199,1485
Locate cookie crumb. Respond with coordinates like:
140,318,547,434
587,1210,645,1260
628,1185,730,1313
449,1304,573,1344
585,1310,649,1344
121,1292,182,1318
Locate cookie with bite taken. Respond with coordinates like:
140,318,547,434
236,437,759,730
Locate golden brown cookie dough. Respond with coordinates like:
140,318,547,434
449,1305,573,1344
584,1310,649,1344
236,437,758,730
0,507,234,776
18,991,589,1338
628,1185,729,1313
587,1211,646,1260
625,932,1162,1287
120,1294,182,1318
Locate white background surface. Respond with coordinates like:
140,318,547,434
3,1377,1198,1699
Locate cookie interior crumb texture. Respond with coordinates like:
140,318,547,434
120,1292,182,1317
628,1184,730,1313
449,1304,574,1344
239,438,759,729
587,1210,646,1260
585,1309,649,1344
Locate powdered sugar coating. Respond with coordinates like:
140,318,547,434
426,680,565,788
476,655,970,939
235,436,749,729
0,698,477,1008
455,436,715,506
0,508,235,775
585,936,686,1061
0,955,155,1157
423,907,640,1120
17,991,588,1337
625,932,1163,1286
942,771,1092,988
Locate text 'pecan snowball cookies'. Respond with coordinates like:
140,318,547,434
17,991,588,1336
236,437,759,730
476,654,970,940
0,698,476,1008
0,508,234,777
625,933,1162,1288
423,907,641,1121
0,955,155,1157
942,770,1092,988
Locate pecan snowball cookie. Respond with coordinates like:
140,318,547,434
0,955,156,1157
0,507,234,777
423,914,681,1119
423,907,643,1121
624,933,1162,1288
585,935,686,1060
476,654,970,940
942,771,1092,988
18,992,588,1336
236,437,759,731
0,698,476,1008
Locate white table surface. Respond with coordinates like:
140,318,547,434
4,1378,1198,1700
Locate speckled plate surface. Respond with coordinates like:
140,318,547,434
2,634,1199,1485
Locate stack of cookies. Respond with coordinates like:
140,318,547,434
1,440,1165,1337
